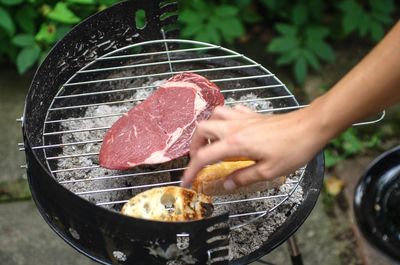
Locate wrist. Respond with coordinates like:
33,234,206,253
305,95,348,145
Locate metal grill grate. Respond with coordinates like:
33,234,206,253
27,38,380,229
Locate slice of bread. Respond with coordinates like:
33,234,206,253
192,161,286,196
121,186,213,221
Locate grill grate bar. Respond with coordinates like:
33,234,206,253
55,84,159,99
59,167,187,184
47,95,288,120
76,180,182,195
212,74,273,83
54,83,285,101
222,84,285,93
94,191,295,207
63,64,261,87
43,126,109,136
32,139,103,149
96,46,220,61
96,200,128,206
214,194,289,206
78,54,243,74
75,180,301,196
52,165,100,173
226,95,292,106
47,152,99,160
45,113,123,124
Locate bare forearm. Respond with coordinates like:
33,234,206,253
311,21,400,141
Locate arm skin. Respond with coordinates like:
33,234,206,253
181,21,400,190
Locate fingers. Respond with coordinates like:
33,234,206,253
210,105,259,121
223,164,266,190
189,120,223,157
182,139,247,187
232,105,257,115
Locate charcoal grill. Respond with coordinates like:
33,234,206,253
17,0,381,264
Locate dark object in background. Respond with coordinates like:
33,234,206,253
354,145,400,262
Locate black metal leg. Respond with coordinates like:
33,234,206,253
287,235,304,265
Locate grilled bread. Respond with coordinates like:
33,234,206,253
121,186,213,221
192,161,286,196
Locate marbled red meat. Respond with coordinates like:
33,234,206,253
99,72,224,170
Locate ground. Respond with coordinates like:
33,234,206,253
0,40,399,265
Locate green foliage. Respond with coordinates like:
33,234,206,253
267,22,334,83
179,1,245,44
339,0,395,41
324,128,381,168
0,0,119,73
0,0,396,79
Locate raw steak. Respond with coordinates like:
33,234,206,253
99,72,224,170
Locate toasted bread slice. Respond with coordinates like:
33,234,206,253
192,161,286,196
121,186,213,221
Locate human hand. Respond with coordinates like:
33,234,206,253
181,105,328,190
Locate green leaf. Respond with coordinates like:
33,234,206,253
303,49,321,71
358,14,370,37
291,3,307,26
339,0,363,35
47,3,81,24
370,0,394,16
324,149,342,168
341,129,363,155
306,26,329,40
215,5,238,17
365,134,380,148
16,44,40,74
0,0,24,5
15,6,37,33
294,57,307,84
215,17,244,43
267,36,299,53
276,49,298,65
97,0,118,5
55,25,71,40
372,11,392,25
66,0,95,4
275,23,297,37
191,0,207,11
181,23,203,38
194,24,221,44
0,6,15,36
35,23,56,44
179,9,204,25
370,20,384,42
12,34,35,47
307,40,335,62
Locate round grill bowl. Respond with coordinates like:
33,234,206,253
354,145,400,262
22,1,325,264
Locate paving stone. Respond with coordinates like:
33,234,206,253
0,200,97,265
0,69,31,182
253,198,341,265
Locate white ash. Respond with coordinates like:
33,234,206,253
54,80,304,260
214,171,304,260
226,92,273,111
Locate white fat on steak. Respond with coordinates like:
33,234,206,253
143,84,208,165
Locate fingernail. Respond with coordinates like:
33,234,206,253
223,179,237,191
